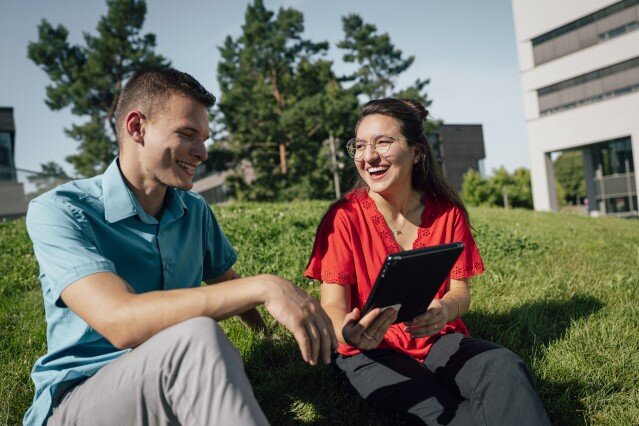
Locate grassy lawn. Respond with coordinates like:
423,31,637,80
1,201,638,425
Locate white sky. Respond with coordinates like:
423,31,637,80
1,0,528,176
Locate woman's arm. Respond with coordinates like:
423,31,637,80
320,283,397,350
320,283,351,343
405,278,470,338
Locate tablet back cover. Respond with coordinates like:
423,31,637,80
363,242,464,323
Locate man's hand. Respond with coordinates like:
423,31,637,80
262,276,338,365
342,307,397,350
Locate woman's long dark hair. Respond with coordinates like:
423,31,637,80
350,98,470,223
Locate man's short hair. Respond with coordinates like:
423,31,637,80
115,67,216,145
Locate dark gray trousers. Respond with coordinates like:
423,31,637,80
334,333,551,425
48,317,268,425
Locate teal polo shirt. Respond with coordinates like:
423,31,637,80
23,159,237,426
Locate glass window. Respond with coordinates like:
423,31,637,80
592,137,634,176
0,132,15,181
605,195,638,213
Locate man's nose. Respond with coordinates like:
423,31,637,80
192,141,208,162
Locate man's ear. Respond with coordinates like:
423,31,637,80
125,110,146,144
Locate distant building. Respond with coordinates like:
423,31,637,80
191,170,231,204
512,0,638,216
429,124,486,192
0,107,28,219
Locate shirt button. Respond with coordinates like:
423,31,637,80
165,263,171,270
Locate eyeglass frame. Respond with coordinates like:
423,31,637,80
346,133,409,159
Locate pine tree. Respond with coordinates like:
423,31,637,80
28,0,169,177
216,0,358,200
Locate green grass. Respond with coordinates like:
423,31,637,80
1,202,638,425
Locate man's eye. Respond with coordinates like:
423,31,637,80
355,142,366,150
377,139,392,147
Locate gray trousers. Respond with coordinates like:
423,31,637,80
48,317,269,425
335,333,551,425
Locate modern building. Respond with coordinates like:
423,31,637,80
0,107,28,219
429,124,486,192
512,0,639,216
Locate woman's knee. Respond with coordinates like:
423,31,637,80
478,347,534,383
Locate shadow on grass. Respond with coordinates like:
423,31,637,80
465,293,603,426
241,336,384,425
243,294,602,425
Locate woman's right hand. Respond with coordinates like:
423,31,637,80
341,307,398,350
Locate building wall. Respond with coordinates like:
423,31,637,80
512,0,639,212
439,125,485,192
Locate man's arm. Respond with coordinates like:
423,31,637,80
61,271,337,365
205,268,268,334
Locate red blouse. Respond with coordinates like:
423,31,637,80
304,189,484,361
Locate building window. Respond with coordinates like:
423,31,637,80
0,132,16,181
537,57,639,116
532,0,639,65
591,137,634,176
589,137,636,215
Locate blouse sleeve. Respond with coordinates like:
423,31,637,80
450,207,485,280
304,205,356,285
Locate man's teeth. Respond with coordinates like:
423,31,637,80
177,161,195,173
368,166,389,174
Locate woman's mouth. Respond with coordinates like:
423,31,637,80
367,166,389,181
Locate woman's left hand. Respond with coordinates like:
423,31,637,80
404,298,452,339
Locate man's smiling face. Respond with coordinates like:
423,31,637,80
138,92,209,191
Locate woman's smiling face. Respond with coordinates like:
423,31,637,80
354,114,418,196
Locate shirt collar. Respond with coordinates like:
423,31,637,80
103,158,189,225
103,158,138,223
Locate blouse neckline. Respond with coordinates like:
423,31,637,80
352,189,435,253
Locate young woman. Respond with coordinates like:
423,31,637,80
304,99,550,424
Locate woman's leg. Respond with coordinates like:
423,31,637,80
335,349,473,425
423,333,551,425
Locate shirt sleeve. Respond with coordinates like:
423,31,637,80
304,205,356,285
450,207,485,280
26,197,117,307
202,204,237,281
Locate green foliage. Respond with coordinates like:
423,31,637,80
338,14,419,102
216,0,359,201
462,167,533,209
2,203,639,424
554,151,586,205
27,0,169,177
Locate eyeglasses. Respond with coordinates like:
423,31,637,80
346,133,408,159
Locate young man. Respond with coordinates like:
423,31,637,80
24,67,336,426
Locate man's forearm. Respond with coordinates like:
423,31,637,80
62,272,278,349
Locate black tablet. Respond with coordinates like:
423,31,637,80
361,242,464,324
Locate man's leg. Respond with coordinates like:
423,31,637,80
335,349,473,425
48,317,268,426
424,333,551,425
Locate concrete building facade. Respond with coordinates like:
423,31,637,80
512,0,639,216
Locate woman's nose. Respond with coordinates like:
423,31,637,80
362,143,379,162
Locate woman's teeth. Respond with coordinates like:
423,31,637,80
368,166,389,175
